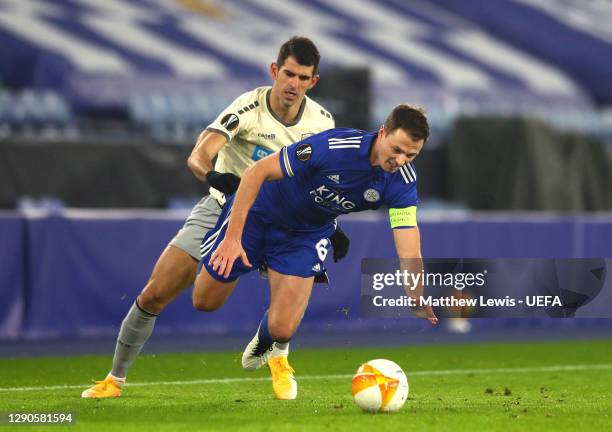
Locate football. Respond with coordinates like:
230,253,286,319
351,359,409,413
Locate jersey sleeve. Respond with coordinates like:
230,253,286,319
206,91,256,141
384,163,419,227
278,133,330,178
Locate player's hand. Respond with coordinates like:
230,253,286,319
422,305,438,325
209,237,252,279
412,305,438,325
330,225,350,262
206,171,241,195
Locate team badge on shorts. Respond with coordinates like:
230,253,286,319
296,143,312,161
363,188,380,202
221,113,239,131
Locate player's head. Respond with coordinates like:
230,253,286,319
372,105,429,173
270,36,321,109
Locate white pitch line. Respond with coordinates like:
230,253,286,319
1,364,611,393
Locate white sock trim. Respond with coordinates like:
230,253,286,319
270,344,289,358
108,373,126,384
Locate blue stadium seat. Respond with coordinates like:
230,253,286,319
0,89,73,137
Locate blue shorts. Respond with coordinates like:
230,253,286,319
200,199,335,282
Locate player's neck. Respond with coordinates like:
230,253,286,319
369,134,382,167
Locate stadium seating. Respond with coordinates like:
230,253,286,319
0,0,611,139
0,89,74,138
127,91,225,143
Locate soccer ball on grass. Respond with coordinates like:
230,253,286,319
351,359,409,413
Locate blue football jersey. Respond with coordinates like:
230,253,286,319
250,128,418,230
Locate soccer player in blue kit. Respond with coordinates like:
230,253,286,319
193,104,438,400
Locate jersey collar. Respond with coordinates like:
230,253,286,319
265,88,307,127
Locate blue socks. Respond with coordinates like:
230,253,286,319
254,310,274,355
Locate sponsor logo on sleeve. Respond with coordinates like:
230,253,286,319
296,143,312,162
220,113,239,131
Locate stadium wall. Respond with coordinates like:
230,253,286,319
449,117,612,211
1,210,611,340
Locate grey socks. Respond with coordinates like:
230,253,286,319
110,300,157,379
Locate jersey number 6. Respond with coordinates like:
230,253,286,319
315,239,329,262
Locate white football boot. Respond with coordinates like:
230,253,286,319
241,328,275,371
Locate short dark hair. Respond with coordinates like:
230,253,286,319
384,104,430,142
276,36,320,75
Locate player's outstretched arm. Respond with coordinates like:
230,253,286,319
392,227,438,325
208,153,284,279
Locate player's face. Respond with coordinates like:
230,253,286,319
377,127,424,173
270,56,319,108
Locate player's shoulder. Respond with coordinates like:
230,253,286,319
304,128,369,165
324,127,367,138
303,95,335,128
306,127,364,144
388,162,418,186
321,128,369,149
382,162,418,207
228,86,268,115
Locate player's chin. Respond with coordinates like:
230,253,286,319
283,91,299,104
385,162,399,173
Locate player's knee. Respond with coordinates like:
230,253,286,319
192,295,221,312
139,280,174,313
140,287,169,308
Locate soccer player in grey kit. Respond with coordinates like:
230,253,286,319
82,36,350,399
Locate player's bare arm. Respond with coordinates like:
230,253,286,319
187,130,227,181
209,153,284,278
393,227,438,325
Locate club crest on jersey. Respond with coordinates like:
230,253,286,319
220,113,239,131
296,143,312,162
327,174,340,184
363,188,380,202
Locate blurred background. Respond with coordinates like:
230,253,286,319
1,0,611,353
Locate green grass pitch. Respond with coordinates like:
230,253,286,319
1,339,611,431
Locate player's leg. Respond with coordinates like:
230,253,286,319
192,267,239,312
265,269,314,400
81,246,197,399
193,199,266,311
242,229,332,374
242,269,329,371
82,196,221,398
241,309,274,371
111,245,197,374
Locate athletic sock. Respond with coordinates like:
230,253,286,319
254,310,274,355
110,300,157,379
275,342,289,351
272,341,290,358
107,373,126,386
